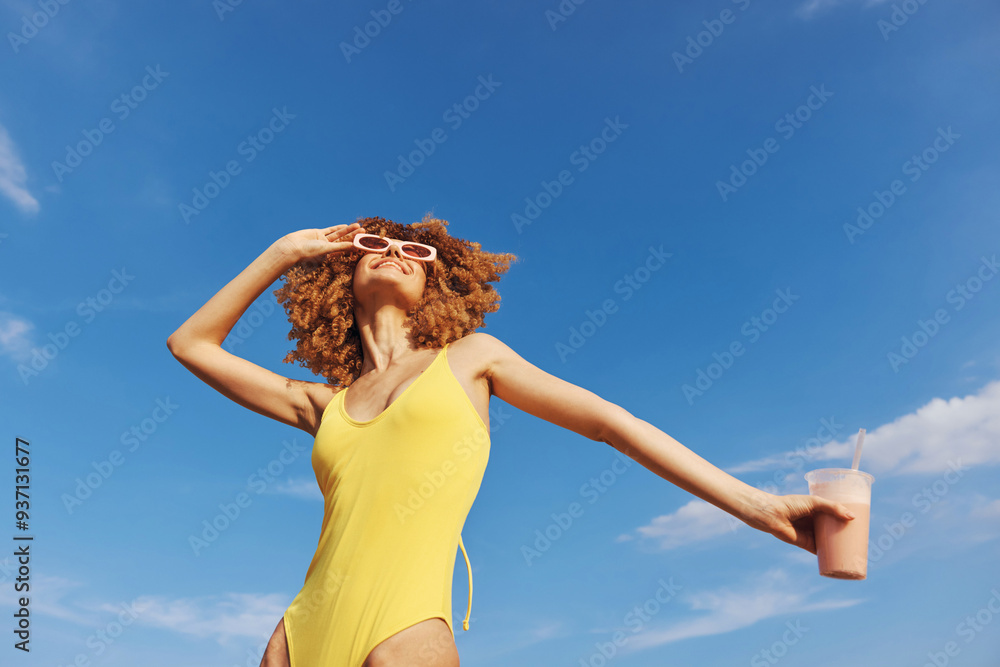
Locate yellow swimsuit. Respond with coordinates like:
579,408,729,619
282,343,490,666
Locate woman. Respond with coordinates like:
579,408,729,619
166,214,855,667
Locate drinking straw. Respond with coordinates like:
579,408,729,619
851,428,866,471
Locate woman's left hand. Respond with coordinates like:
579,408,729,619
741,493,856,554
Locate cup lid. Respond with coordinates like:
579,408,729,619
804,468,875,484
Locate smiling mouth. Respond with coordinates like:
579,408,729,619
374,259,406,273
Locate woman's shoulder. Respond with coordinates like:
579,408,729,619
448,331,505,360
446,332,506,380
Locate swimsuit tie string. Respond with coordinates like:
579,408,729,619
458,534,472,631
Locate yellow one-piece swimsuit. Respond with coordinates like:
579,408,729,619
282,342,490,666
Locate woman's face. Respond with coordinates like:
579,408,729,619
351,242,429,313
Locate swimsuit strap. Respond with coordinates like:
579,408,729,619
458,534,473,631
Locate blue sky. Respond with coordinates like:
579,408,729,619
2,0,999,665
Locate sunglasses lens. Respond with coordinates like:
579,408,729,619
401,243,433,259
357,236,389,251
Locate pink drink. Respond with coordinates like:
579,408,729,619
804,469,874,580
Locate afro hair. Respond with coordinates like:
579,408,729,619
273,213,518,387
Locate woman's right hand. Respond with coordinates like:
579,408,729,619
276,222,367,263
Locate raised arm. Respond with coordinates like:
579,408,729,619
478,332,855,554
166,223,364,435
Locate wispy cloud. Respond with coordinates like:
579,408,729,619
970,496,1000,519
272,476,323,501
795,0,843,19
0,294,189,365
727,451,805,474
124,592,288,644
623,381,1000,553
529,620,569,641
620,569,863,653
20,574,95,626
0,121,39,215
617,499,737,550
0,310,34,361
475,617,573,662
0,573,289,646
728,380,1000,477
794,0,890,20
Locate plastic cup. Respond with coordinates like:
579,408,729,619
803,468,875,580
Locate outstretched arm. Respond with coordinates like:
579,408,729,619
476,332,854,554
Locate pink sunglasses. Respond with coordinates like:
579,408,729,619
352,233,437,262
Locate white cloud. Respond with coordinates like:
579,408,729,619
625,381,1000,553
528,620,568,641
783,548,820,566
124,592,288,644
0,121,39,215
619,569,863,653
971,497,1000,519
0,310,34,361
794,0,890,20
14,574,94,626
272,476,322,501
474,618,573,662
727,450,812,474
0,574,289,646
729,380,1000,477
795,0,843,19
620,499,739,550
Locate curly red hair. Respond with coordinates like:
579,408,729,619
274,213,518,387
